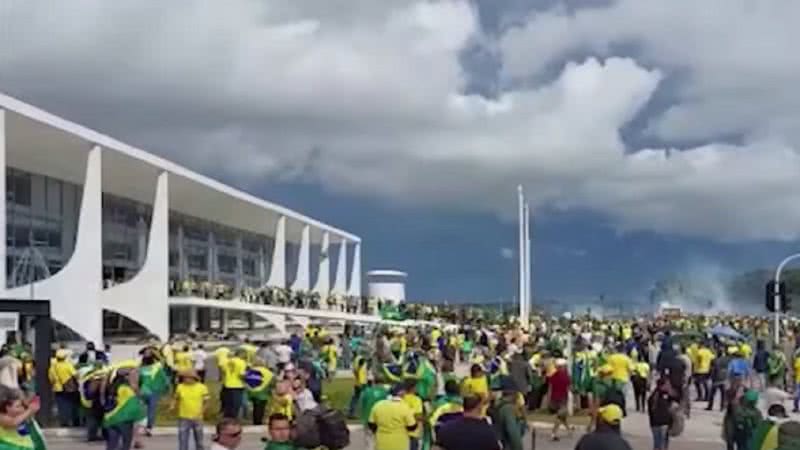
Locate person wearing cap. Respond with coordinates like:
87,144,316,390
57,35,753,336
49,348,78,427
171,369,209,450
368,383,417,450
726,389,763,450
489,376,524,450
546,358,572,441
574,404,633,450
221,348,248,419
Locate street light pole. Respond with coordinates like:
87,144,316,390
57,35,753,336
774,253,800,344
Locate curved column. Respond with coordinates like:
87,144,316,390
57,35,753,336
254,312,286,334
312,232,330,297
0,109,6,290
101,171,170,341
5,146,104,345
290,224,310,291
347,242,362,297
266,216,286,288
331,240,347,295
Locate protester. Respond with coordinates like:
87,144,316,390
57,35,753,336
0,385,45,450
574,404,633,450
490,377,525,450
104,367,146,450
435,395,499,450
49,348,79,427
210,418,242,450
263,413,295,450
368,383,417,450
648,378,676,450
220,349,247,418
172,370,209,450
546,359,572,441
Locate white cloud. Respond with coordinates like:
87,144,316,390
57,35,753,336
2,1,800,242
500,247,514,259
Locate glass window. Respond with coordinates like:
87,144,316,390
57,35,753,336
187,249,207,270
169,250,179,268
218,254,237,274
242,258,256,276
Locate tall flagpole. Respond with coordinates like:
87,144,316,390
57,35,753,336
524,202,531,324
518,186,526,325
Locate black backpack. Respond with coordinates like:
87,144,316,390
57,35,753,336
293,406,350,450
317,406,350,450
602,386,626,410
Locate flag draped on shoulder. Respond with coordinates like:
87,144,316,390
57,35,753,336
0,421,46,450
104,383,146,427
139,362,170,397
245,366,274,401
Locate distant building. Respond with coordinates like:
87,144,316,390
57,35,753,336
367,270,407,305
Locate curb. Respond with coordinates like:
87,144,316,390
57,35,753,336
43,424,366,439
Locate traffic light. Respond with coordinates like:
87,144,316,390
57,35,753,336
766,280,787,312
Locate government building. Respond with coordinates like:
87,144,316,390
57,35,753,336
0,92,369,344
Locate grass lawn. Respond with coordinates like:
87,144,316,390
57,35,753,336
154,377,356,426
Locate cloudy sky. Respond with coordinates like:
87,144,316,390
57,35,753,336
2,0,800,305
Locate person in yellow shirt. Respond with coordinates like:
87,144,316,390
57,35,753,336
268,380,295,422
221,349,247,419
368,384,417,450
606,346,634,385
461,364,489,416
173,346,193,373
170,370,209,450
694,343,715,402
401,380,424,450
631,360,650,412
49,349,78,426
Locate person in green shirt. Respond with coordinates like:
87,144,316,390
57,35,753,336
263,413,296,450
490,377,524,450
360,379,390,426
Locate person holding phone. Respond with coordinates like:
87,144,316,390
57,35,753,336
0,386,46,450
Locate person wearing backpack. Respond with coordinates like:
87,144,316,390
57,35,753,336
49,349,79,427
490,377,524,450
648,377,676,450
706,347,730,411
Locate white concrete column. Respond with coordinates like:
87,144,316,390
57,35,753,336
347,242,362,297
177,225,187,280
331,239,347,295
312,232,330,298
235,235,243,295
136,216,148,268
291,225,311,291
189,306,198,332
207,232,215,282
258,245,266,286
0,109,6,290
100,171,170,341
220,309,229,334
267,216,286,287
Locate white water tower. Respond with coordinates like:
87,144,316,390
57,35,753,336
366,270,407,305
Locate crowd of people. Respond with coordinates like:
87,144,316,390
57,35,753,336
5,312,800,450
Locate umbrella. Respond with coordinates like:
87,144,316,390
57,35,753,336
708,324,744,340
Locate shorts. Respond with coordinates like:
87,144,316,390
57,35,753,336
652,425,670,449
549,399,568,418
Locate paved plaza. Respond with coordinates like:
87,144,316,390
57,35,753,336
45,402,731,450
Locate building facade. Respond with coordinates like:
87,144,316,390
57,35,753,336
0,92,363,344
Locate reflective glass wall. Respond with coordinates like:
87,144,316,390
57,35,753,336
6,167,82,288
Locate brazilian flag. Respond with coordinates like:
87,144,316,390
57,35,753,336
139,362,170,397
379,305,406,321
104,383,146,428
0,421,46,450
246,366,274,401
381,362,404,383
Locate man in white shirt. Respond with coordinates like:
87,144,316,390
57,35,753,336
274,342,293,368
193,344,208,381
210,418,242,450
